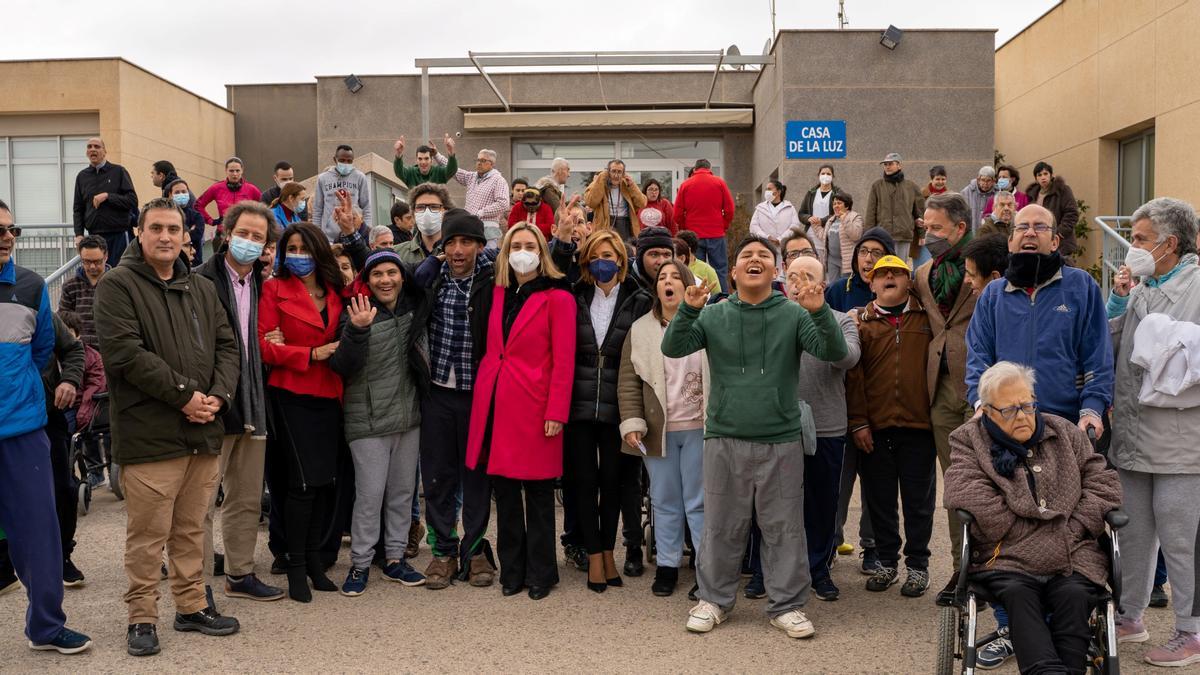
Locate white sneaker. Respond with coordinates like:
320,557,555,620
686,600,726,633
770,609,815,638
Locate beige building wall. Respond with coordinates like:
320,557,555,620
995,0,1200,262
0,58,234,220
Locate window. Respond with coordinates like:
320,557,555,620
1118,130,1155,216
0,135,94,225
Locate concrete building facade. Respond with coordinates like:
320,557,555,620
995,0,1200,261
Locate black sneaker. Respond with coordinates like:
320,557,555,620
563,545,589,571
651,566,678,597
623,546,644,577
173,607,239,636
1150,584,1169,608
745,573,766,599
62,559,85,587
127,623,160,656
866,565,899,592
900,568,930,597
28,626,92,655
935,575,959,607
813,576,840,601
226,573,285,601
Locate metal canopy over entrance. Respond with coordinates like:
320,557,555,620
413,50,774,139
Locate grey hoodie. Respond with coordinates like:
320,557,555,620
796,309,861,436
311,166,373,241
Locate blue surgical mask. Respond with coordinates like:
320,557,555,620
296,199,306,212
335,163,354,177
172,193,190,207
587,258,620,283
284,253,316,277
997,178,1011,191
228,236,264,265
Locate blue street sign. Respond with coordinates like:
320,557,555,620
785,120,847,159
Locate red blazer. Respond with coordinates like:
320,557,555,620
506,202,555,240
466,284,576,480
674,168,735,238
258,274,344,400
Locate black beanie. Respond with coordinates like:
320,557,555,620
440,208,486,244
635,226,674,282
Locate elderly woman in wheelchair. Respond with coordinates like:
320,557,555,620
943,362,1124,675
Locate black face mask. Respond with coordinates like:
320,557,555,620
884,170,905,184
523,201,540,212
1005,251,1063,289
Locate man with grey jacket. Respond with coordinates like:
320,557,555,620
789,254,861,603
311,144,372,241
1106,197,1200,666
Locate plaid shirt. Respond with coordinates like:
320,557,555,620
429,253,493,391
454,168,509,222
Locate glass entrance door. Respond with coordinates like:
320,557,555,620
512,139,722,202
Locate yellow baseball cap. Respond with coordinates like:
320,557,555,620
868,255,912,280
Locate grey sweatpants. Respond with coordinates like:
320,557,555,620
1118,468,1200,633
348,429,421,568
697,437,810,618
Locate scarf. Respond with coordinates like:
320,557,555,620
1144,253,1199,288
224,268,267,438
981,413,1045,479
927,183,947,195
884,170,905,184
930,231,972,316
1005,251,1062,289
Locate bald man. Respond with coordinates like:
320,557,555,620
72,137,139,267
965,203,1113,433
790,254,862,601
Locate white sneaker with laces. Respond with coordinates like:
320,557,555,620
770,609,815,638
686,600,726,633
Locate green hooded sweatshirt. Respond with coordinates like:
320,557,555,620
661,291,848,443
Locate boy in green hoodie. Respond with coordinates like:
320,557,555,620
663,235,848,640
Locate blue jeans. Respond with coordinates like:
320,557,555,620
696,237,729,293
643,429,704,567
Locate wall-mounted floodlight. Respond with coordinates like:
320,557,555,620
344,74,364,93
880,25,903,50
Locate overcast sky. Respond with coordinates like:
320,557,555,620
5,0,1058,106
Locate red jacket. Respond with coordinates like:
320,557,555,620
638,199,675,234
76,344,108,430
258,274,344,400
674,168,734,238
466,284,576,480
507,202,555,240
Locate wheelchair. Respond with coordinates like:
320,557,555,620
935,508,1128,674
70,392,121,514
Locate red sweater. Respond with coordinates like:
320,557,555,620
507,202,555,240
674,169,734,238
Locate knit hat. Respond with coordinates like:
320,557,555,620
360,250,405,283
440,208,486,245
855,227,897,257
635,226,675,281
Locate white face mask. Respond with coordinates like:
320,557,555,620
508,249,541,275
819,174,833,186
1124,241,1167,278
762,191,775,203
415,209,443,236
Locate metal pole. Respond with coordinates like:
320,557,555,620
420,67,430,142
771,0,776,37
468,51,511,112
705,51,725,109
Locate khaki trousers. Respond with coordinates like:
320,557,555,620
930,373,972,570
122,453,220,623
203,433,268,578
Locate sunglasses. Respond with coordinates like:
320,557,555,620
0,226,21,238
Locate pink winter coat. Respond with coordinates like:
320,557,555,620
466,284,577,480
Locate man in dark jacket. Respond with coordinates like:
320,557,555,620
195,201,283,604
411,209,498,589
864,153,925,262
259,161,309,221
94,198,241,657
72,138,138,268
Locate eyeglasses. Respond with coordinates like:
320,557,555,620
0,226,22,238
1013,223,1053,234
986,401,1038,421
413,204,444,213
858,247,886,260
784,249,819,261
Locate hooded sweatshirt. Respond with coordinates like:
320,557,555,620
662,291,848,443
825,226,896,313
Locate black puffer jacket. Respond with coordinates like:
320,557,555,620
569,277,652,424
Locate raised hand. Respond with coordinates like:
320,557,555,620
394,136,405,157
333,189,356,235
684,279,715,309
794,280,827,312
443,134,456,155
1113,264,1133,297
348,294,377,328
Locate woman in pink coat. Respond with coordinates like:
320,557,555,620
466,222,576,600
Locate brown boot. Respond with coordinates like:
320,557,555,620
405,520,425,559
468,556,495,587
424,556,458,590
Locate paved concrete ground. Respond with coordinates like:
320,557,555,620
1,484,1174,673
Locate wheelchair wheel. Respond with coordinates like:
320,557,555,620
642,522,655,566
110,463,124,501
77,481,92,517
935,606,958,675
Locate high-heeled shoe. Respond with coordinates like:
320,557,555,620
606,575,624,587
587,579,608,593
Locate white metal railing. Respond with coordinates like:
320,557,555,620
12,224,77,307
1094,216,1132,297
45,254,82,308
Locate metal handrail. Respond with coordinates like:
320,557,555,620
1094,216,1132,297
46,255,81,285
